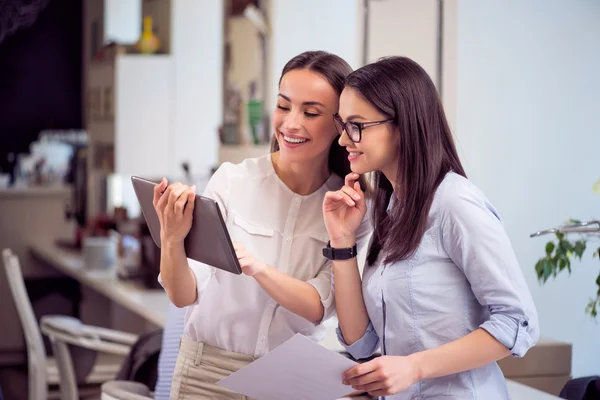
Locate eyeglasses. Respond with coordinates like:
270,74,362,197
333,114,393,143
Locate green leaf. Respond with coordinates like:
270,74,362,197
574,240,586,259
545,242,555,256
569,218,582,224
555,242,564,257
586,300,598,318
543,260,553,282
558,258,567,272
594,247,600,259
535,260,545,280
556,239,574,257
596,273,600,296
566,257,572,274
556,232,565,241
563,240,575,253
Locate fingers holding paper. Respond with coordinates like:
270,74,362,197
233,241,268,277
342,356,419,397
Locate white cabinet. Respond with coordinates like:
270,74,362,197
85,54,172,216
83,0,224,217
112,55,172,177
87,54,172,177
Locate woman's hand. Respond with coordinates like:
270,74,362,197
233,241,268,277
153,178,196,246
342,356,420,397
323,173,367,246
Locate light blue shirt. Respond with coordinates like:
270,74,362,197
338,172,539,400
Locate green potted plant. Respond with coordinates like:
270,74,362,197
531,180,600,317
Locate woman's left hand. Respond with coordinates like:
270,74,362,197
342,355,420,397
233,241,268,277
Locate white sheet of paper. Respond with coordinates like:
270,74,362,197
217,333,359,400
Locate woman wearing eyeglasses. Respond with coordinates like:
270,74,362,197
153,51,371,399
323,57,539,399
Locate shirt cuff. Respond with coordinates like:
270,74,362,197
157,259,215,306
480,313,537,357
336,322,380,360
187,259,215,305
307,275,335,321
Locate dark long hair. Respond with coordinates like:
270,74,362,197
345,56,466,266
271,51,361,184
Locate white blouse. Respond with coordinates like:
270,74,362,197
160,155,370,357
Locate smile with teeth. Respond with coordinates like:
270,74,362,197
349,151,363,157
283,135,308,144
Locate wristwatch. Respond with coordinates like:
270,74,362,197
322,241,357,260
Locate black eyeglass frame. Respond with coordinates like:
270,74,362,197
333,113,394,143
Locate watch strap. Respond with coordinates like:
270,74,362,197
322,241,357,260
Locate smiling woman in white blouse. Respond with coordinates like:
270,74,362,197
152,51,370,399
323,56,539,399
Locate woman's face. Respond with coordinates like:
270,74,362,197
337,87,398,180
272,69,339,165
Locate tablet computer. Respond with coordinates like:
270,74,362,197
131,176,242,275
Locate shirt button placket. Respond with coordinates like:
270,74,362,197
259,195,300,355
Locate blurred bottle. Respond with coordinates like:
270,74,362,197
136,16,160,54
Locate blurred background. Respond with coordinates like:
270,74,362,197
0,1,598,399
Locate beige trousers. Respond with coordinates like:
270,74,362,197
170,337,256,400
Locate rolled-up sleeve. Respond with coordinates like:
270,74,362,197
158,258,214,305
440,183,539,357
336,321,380,360
310,212,373,323
307,261,336,321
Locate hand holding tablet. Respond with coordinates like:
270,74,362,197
131,176,242,275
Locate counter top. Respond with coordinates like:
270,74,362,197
30,242,169,328
0,185,71,198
